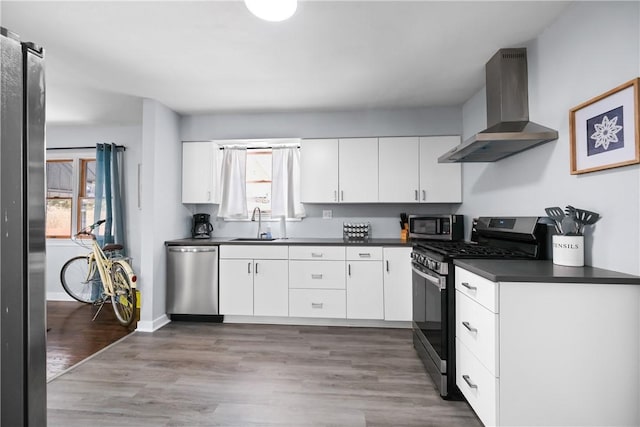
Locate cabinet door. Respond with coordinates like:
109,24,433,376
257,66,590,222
419,136,462,203
346,261,384,319
383,247,412,321
300,139,339,203
339,138,378,203
254,259,289,317
378,137,420,203
219,259,254,315
182,141,219,204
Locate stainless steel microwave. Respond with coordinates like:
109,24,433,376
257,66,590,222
409,214,464,241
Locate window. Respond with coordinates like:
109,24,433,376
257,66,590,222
78,159,97,232
246,149,272,217
46,160,73,237
45,152,96,238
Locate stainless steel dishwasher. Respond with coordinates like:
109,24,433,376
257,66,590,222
166,245,219,317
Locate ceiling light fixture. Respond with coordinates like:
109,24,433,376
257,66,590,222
244,0,297,22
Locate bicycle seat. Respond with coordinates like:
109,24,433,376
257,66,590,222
102,244,123,252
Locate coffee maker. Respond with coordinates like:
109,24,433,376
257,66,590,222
192,213,213,239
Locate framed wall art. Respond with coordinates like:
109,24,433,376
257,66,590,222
569,78,640,175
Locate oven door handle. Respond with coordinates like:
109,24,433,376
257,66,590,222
412,265,446,290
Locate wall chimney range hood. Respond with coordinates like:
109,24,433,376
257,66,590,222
439,48,558,163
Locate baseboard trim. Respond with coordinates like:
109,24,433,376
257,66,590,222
222,315,411,329
47,292,74,302
136,314,171,332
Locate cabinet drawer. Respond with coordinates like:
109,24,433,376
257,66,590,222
456,338,498,427
288,246,345,260
289,261,346,289
455,267,498,313
456,290,499,376
346,246,382,261
289,289,346,318
220,245,288,260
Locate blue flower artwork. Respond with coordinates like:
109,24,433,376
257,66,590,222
586,106,624,156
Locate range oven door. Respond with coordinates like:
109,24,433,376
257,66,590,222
412,262,449,394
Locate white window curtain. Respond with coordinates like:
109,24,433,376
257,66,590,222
271,146,305,219
218,146,248,219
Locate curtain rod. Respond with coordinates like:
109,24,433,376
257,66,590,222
219,146,299,150
46,145,127,151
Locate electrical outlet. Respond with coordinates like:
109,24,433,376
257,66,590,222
322,210,332,219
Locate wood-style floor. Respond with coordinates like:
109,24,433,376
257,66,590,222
47,301,135,381
47,322,481,427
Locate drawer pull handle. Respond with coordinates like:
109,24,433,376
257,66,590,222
311,253,324,258
311,274,323,279
311,302,323,309
462,321,478,333
358,253,371,258
461,282,477,291
462,375,478,389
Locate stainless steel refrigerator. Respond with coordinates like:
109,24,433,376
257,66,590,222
0,27,47,425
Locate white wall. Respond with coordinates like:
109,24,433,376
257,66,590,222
45,124,142,299
181,107,463,239
458,1,640,275
138,99,190,331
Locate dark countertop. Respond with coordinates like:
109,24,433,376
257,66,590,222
454,259,640,285
165,237,413,247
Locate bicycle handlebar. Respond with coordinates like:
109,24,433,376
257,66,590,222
75,219,106,237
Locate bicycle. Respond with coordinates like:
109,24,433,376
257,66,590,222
60,219,138,327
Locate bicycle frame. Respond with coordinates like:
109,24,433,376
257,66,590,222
76,223,137,299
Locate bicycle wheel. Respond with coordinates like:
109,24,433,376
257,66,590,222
60,256,97,304
110,261,136,327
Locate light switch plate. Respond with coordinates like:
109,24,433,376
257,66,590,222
322,210,332,219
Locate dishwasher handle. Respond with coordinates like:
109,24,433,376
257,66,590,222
168,246,218,253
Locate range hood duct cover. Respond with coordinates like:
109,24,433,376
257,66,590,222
439,48,558,163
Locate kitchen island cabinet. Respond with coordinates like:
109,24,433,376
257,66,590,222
454,262,640,427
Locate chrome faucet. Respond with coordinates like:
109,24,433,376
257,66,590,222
251,207,263,239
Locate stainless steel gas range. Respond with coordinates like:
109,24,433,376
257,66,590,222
411,216,548,399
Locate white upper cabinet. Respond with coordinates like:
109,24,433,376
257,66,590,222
182,141,219,204
300,135,461,204
338,138,378,203
300,139,339,203
419,136,462,203
378,137,420,203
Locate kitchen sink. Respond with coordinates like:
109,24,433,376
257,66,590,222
231,238,278,242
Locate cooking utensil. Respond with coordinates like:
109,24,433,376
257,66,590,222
574,208,600,234
544,207,564,233
560,214,579,235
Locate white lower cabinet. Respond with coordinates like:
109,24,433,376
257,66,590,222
219,244,413,324
253,260,288,316
219,259,254,315
219,245,288,317
289,289,346,318
288,246,346,319
455,266,640,426
346,247,383,319
382,247,412,321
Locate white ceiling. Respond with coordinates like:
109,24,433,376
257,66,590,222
2,1,571,126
